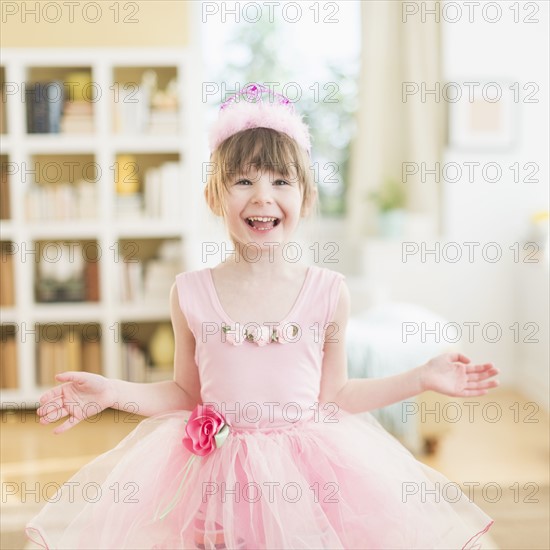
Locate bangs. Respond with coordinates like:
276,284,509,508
216,128,305,187
206,126,317,221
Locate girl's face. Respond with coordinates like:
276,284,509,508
223,165,304,250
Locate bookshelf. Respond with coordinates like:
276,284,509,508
0,48,203,407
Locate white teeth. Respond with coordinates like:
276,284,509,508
247,216,278,222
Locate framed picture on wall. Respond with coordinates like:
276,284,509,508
448,79,519,152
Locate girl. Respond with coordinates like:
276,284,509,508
27,84,499,549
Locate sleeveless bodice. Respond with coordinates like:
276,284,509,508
175,265,345,429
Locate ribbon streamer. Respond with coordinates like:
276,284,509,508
154,454,198,521
214,424,229,448
154,422,230,521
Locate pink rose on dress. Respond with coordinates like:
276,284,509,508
273,325,287,344
222,324,244,346
182,405,229,456
273,324,299,344
244,324,272,346
222,323,298,346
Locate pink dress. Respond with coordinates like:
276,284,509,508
26,265,494,549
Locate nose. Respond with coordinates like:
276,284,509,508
251,181,273,205
252,195,272,205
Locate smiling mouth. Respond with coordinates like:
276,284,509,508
246,216,281,230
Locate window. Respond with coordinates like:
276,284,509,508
201,0,361,217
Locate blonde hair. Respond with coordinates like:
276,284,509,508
205,127,318,220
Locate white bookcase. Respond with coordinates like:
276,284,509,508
0,47,204,407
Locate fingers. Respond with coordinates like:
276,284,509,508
450,354,498,375
465,363,499,375
37,391,65,421
36,376,75,426
37,399,81,433
449,352,471,364
38,386,64,406
38,372,82,407
35,372,98,434
53,415,82,435
465,365,500,382
37,403,69,424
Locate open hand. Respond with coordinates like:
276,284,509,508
36,372,117,434
420,353,499,397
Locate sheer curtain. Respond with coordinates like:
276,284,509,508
346,0,446,243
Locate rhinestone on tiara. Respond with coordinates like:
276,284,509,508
220,83,294,112
209,83,311,154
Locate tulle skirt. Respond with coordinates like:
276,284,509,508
26,407,493,549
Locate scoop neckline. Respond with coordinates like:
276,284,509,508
207,265,313,327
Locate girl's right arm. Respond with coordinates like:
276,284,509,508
37,282,202,433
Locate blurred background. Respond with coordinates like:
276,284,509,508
0,1,548,549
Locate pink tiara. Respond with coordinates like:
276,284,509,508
208,83,311,154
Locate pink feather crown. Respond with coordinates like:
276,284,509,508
208,83,312,154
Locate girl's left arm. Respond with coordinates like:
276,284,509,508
318,282,499,414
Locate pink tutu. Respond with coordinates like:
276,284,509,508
26,266,493,549
26,407,492,549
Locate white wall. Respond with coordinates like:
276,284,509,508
340,2,549,406
442,0,549,243
441,0,549,405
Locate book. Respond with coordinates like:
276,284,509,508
120,341,147,382
0,162,10,219
0,90,6,134
148,108,179,134
25,180,98,221
37,329,102,385
85,260,100,302
25,81,64,134
0,336,18,389
119,259,144,303
143,161,182,219
115,194,143,218
26,84,48,133
82,339,101,375
37,339,55,386
64,331,82,372
0,245,15,306
116,88,150,134
60,99,94,133
143,259,180,302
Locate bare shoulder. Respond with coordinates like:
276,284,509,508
169,281,192,336
318,267,349,309
331,276,351,327
169,281,180,309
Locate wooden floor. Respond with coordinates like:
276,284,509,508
1,386,548,549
